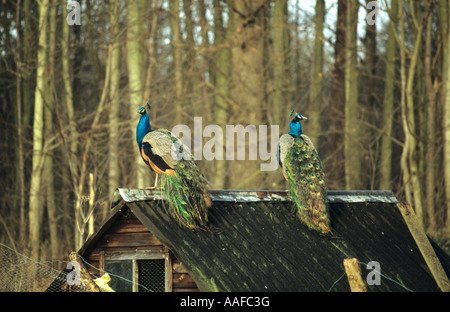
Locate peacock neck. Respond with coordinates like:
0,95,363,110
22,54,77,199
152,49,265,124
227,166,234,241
288,119,302,137
136,114,152,146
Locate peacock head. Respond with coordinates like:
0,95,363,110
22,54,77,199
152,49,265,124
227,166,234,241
138,103,151,115
138,106,146,115
136,104,152,146
289,113,308,136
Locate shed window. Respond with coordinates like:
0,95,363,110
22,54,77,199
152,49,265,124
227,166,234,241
103,252,171,292
138,259,165,292
105,260,133,292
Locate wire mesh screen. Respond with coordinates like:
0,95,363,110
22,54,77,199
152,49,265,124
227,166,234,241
0,243,89,292
138,259,165,292
105,260,133,292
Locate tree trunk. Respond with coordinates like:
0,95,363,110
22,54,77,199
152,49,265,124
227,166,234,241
127,0,148,188
344,0,361,189
399,1,428,227
108,0,121,219
272,0,287,126
399,0,412,206
29,0,49,260
229,0,267,189
61,0,79,249
22,0,35,142
62,1,78,163
43,0,58,260
198,0,212,122
230,0,266,122
443,4,450,229
327,0,346,190
363,0,377,189
169,0,183,125
406,4,426,226
143,0,159,114
424,14,438,233
439,0,450,230
212,0,231,189
309,0,325,147
379,0,398,190
15,0,27,243
183,0,199,115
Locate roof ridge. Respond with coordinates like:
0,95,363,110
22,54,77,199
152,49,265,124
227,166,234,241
116,188,398,204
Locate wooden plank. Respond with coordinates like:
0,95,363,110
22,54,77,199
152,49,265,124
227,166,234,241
172,261,189,274
133,259,138,292
104,250,167,260
85,260,100,276
173,273,198,288
88,246,167,260
343,258,367,292
99,251,105,276
97,232,162,248
165,252,172,292
397,202,450,292
173,288,200,292
113,218,150,234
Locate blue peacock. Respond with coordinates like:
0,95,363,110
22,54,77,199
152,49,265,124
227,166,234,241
136,104,212,231
278,112,331,234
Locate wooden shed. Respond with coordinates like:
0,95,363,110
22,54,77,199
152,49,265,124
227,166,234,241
48,189,450,292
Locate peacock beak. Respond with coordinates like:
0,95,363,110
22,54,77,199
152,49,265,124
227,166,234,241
302,116,308,120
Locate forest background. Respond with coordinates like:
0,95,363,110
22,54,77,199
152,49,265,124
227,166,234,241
0,0,449,262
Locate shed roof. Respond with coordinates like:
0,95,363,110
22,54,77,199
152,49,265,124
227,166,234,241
81,189,450,292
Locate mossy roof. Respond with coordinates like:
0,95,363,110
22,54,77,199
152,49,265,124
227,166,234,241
86,189,450,292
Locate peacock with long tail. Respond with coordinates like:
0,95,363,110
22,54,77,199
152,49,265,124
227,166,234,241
278,112,331,235
136,104,212,231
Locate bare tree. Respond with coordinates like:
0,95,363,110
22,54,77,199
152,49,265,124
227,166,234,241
344,0,361,189
29,0,49,261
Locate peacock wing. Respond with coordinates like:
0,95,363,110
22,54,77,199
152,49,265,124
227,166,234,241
143,129,191,169
301,134,318,154
278,134,295,168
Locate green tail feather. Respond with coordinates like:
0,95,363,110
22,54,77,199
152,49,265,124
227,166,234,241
160,159,212,231
284,137,331,234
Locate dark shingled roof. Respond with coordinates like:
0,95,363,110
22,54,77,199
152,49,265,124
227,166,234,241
85,189,450,292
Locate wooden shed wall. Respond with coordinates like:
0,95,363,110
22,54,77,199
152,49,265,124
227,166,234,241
83,210,198,292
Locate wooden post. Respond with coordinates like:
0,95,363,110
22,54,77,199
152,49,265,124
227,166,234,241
69,252,100,292
343,258,367,292
397,202,450,292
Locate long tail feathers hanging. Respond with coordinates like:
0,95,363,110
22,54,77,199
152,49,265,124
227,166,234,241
160,160,219,233
284,138,331,235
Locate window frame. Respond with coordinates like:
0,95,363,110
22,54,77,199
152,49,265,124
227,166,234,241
100,250,172,292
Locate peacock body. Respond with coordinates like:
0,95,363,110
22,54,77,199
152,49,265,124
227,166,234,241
136,105,212,231
278,113,331,234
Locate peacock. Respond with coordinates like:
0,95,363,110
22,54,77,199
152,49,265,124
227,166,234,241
136,104,212,231
278,112,331,235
